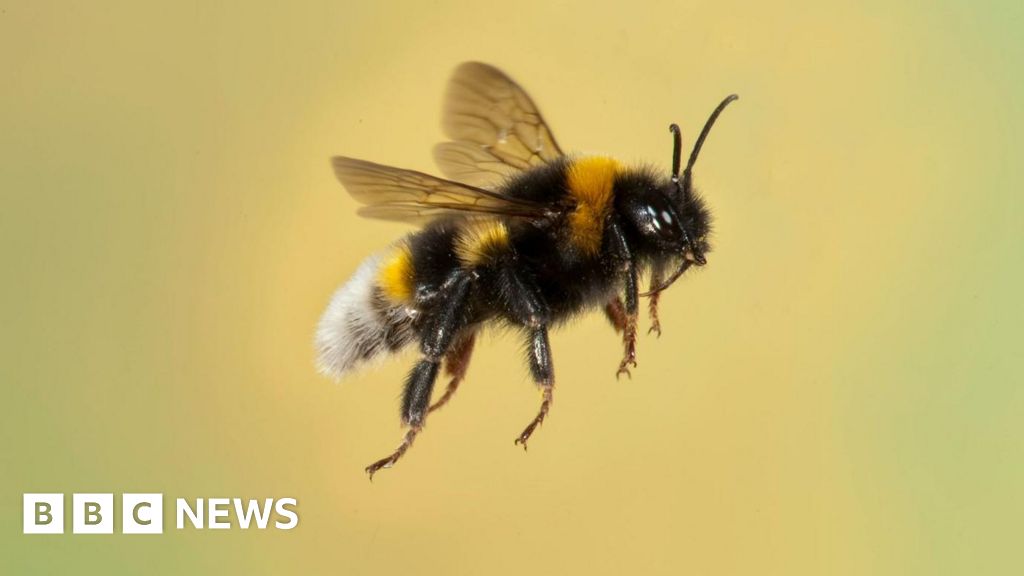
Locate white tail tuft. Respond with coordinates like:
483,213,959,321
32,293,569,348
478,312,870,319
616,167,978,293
315,254,415,380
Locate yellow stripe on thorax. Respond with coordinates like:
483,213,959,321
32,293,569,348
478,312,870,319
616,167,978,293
378,244,414,302
566,156,620,255
455,221,510,266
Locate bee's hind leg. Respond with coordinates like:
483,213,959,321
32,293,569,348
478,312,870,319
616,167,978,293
428,331,477,414
365,270,475,480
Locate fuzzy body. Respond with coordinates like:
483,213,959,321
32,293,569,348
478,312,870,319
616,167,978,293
317,61,735,477
315,156,711,379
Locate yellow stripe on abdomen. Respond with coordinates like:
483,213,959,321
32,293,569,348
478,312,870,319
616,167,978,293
454,221,510,267
378,244,414,303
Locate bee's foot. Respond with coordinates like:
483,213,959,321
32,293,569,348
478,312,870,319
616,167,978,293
514,434,531,451
616,360,636,380
616,345,637,380
514,387,552,451
648,320,662,337
364,425,421,481
365,457,396,481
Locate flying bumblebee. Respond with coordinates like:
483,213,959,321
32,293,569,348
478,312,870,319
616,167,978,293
316,62,737,478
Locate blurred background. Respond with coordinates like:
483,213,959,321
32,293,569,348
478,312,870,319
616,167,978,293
2,1,1021,574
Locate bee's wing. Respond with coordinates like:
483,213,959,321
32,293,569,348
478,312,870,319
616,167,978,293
433,62,564,189
332,156,556,225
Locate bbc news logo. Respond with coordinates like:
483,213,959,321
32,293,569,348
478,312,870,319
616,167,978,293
23,494,299,534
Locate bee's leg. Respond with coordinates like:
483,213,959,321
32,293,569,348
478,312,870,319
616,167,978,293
647,263,665,337
515,326,553,450
604,296,627,334
428,331,477,414
364,362,434,480
491,266,554,450
608,222,639,379
615,293,638,379
365,270,474,480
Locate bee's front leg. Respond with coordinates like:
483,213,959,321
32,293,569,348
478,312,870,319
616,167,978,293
615,297,638,379
647,263,665,337
608,221,638,379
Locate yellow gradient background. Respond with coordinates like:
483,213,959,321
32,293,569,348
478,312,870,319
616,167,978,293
2,1,1021,574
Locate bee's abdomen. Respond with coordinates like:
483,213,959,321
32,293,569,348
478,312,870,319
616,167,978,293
315,252,416,380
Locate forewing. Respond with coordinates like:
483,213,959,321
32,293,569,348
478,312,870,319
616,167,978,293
332,156,553,225
433,62,564,188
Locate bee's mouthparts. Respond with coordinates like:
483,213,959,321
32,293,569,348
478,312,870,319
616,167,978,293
685,250,707,266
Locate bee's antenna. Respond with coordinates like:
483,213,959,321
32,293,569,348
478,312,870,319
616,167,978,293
681,94,739,193
669,123,683,186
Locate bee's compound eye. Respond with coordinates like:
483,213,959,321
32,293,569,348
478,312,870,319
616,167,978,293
646,206,663,233
643,203,682,242
624,193,684,248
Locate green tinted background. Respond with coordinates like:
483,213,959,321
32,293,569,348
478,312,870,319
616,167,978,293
2,1,1021,574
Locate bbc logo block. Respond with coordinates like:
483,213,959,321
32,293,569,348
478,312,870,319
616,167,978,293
23,493,163,535
71,493,114,534
23,494,297,534
23,494,64,534
122,493,163,534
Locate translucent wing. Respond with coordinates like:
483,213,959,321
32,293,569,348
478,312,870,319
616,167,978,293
433,62,565,189
332,156,555,225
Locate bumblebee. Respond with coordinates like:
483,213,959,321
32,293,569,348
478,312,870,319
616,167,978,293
316,62,737,478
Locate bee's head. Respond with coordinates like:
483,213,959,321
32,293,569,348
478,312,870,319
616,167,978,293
619,94,737,293
617,180,709,264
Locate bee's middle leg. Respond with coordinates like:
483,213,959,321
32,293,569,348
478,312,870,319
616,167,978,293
365,270,474,479
492,266,555,450
515,326,553,450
